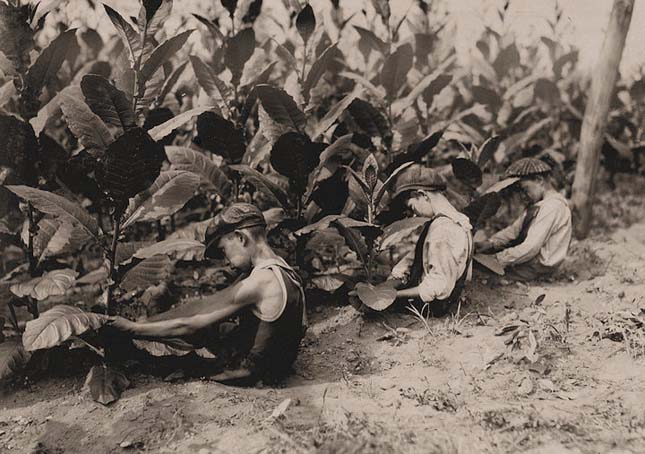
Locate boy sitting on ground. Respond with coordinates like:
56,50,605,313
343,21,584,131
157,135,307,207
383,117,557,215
356,165,473,316
475,158,572,281
107,203,306,385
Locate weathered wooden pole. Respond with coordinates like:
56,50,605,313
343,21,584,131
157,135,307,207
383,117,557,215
571,0,634,239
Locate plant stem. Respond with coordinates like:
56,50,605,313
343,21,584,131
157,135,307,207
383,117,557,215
73,336,105,358
106,214,122,316
301,41,308,84
7,302,20,332
26,203,37,277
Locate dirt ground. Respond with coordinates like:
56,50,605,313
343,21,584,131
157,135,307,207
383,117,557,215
1,181,645,454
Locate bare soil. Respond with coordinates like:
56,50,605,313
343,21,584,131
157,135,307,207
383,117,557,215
1,182,645,454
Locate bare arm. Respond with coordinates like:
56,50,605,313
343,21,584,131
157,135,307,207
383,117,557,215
111,269,280,339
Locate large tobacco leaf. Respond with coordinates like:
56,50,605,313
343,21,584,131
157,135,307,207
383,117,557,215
224,28,255,86
10,269,79,301
84,365,130,405
6,186,100,239
120,254,173,292
229,164,290,209
59,90,114,156
0,114,38,182
189,55,232,116
296,4,316,44
270,132,325,195
452,158,483,189
0,2,33,74
24,29,79,96
81,74,136,133
166,146,232,197
256,85,306,133
104,5,142,67
23,305,108,351
303,43,339,104
355,282,397,311
122,170,200,228
132,238,205,261
148,106,215,141
346,99,391,145
0,339,31,381
95,127,166,215
380,43,413,102
138,30,194,89
195,112,246,163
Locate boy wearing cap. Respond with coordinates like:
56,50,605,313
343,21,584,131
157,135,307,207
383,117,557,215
380,165,474,316
107,203,306,385
476,158,572,280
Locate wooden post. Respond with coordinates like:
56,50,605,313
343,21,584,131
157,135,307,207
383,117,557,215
571,0,634,239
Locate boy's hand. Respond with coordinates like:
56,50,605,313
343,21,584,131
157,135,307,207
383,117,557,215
475,240,495,253
106,315,136,333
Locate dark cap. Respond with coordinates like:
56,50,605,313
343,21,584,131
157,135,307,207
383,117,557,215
504,157,552,178
205,203,266,250
391,164,447,199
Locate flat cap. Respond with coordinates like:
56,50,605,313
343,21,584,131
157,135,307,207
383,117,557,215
391,164,447,199
504,157,552,178
205,203,266,249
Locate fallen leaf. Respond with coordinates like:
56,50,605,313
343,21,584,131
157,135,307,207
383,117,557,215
269,398,292,419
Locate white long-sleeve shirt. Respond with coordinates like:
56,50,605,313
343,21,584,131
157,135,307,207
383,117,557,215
492,191,572,268
390,217,472,303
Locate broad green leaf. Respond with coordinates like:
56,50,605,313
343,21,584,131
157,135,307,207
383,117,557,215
138,30,194,90
84,365,130,405
380,43,413,102
23,304,107,351
270,132,324,195
33,218,75,263
10,269,78,301
224,28,255,86
133,238,205,261
229,164,290,209
138,0,173,38
220,0,237,18
156,60,187,104
473,254,505,276
374,161,414,207
0,2,34,74
256,85,306,133
192,13,225,43
353,25,388,57
59,91,114,156
295,214,346,236
362,153,379,192
120,254,173,292
122,170,200,228
6,186,100,239
370,0,391,23
189,55,232,117
296,4,316,44
115,241,154,265
80,74,136,133
379,217,430,251
303,43,338,104
195,112,246,163
168,218,213,242
0,114,38,182
346,98,391,144
104,5,141,67
333,220,369,266
451,158,483,189
0,339,31,380
355,282,397,311
310,89,360,139
148,106,215,141
477,135,502,167
25,29,78,96
96,127,166,215
165,146,232,197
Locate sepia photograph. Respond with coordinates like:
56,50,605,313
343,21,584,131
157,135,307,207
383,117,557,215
0,0,644,452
